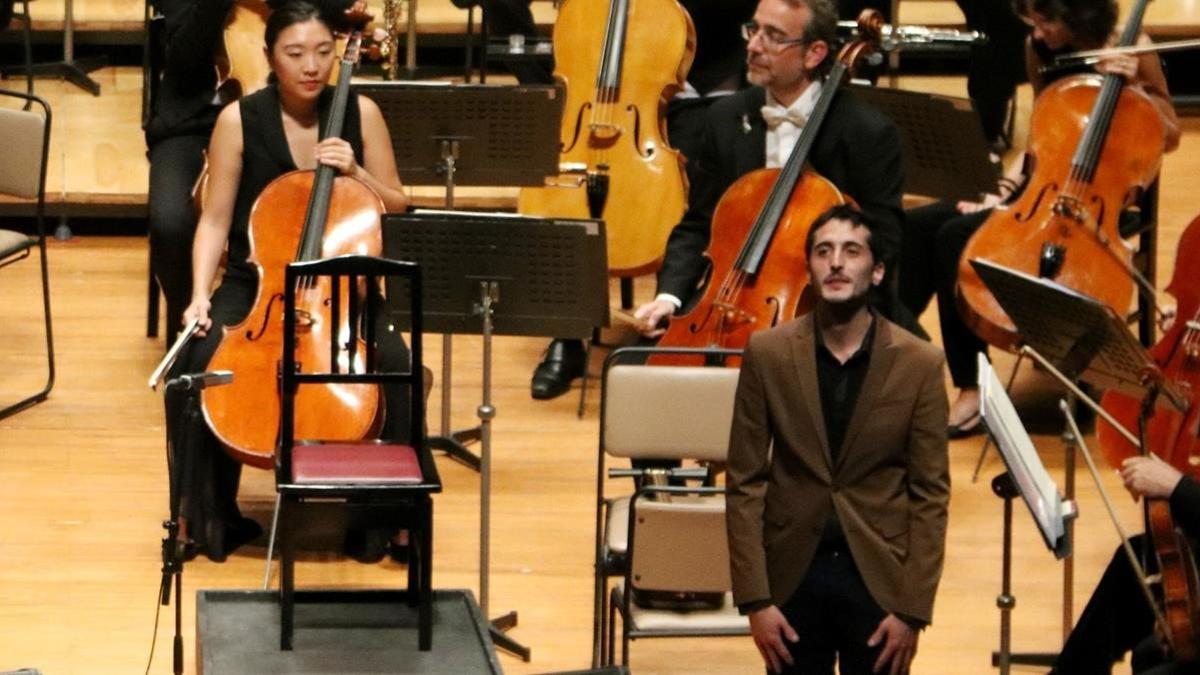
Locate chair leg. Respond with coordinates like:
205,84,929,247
606,589,617,666
593,569,605,668
262,493,282,590
278,500,294,651
418,499,433,651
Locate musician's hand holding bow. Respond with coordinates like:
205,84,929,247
1094,52,1139,81
1121,455,1183,500
183,296,214,338
633,298,675,338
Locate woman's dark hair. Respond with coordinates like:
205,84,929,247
264,0,350,52
1012,0,1118,47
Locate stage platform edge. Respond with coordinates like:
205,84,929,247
197,588,503,674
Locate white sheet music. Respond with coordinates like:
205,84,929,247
978,354,1071,553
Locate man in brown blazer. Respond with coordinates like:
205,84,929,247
727,205,950,674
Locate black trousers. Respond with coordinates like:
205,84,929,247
165,269,412,558
898,201,989,388
778,543,888,675
1052,535,1165,674
148,132,211,341
954,0,1028,145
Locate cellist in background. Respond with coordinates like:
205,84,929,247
896,0,1179,439
168,1,409,562
146,0,354,342
1050,455,1200,674
529,0,758,401
631,0,912,340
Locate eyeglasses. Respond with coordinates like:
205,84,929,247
740,21,807,52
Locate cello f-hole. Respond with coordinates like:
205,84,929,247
1015,182,1057,222
245,293,285,341
563,102,592,154
623,104,653,159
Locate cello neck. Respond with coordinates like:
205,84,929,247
738,60,849,275
595,0,630,95
1068,0,1151,185
296,31,363,263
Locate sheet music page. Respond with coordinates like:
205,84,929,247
979,354,1067,548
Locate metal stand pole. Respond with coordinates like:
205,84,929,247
474,281,531,661
3,0,105,95
426,138,483,471
993,472,1018,675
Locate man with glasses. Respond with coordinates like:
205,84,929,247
632,0,911,340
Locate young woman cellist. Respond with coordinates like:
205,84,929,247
897,0,1179,438
168,0,410,562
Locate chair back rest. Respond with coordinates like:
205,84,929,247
629,494,731,594
279,255,424,478
602,364,739,462
0,93,49,199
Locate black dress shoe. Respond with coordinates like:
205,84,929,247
947,411,984,440
205,517,263,563
344,528,390,563
531,339,586,400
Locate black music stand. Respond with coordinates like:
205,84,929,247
2,0,104,95
972,258,1187,671
848,84,997,202
354,82,563,471
978,356,1077,675
382,210,609,661
352,81,562,192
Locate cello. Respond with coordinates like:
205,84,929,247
516,0,694,276
1095,213,1200,662
1100,213,1200,472
956,0,1164,351
202,15,384,469
649,12,884,367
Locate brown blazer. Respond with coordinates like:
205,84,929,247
726,313,950,624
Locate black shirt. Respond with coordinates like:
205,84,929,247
815,318,875,463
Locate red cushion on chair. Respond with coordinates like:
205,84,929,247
291,443,424,484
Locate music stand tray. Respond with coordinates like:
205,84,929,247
849,84,996,202
352,81,563,187
382,210,609,337
970,258,1176,404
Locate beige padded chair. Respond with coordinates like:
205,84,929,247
0,89,54,420
593,346,747,667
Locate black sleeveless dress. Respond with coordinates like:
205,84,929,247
166,85,409,561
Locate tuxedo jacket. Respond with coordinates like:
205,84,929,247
725,314,950,624
656,86,905,306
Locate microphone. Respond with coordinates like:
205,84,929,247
164,370,234,391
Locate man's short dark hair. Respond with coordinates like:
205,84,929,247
804,204,881,262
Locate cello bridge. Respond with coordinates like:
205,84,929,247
712,301,756,326
588,123,623,140
1051,196,1087,224
293,309,315,332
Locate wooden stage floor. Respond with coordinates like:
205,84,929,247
3,32,1200,675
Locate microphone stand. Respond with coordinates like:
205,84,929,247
150,321,231,672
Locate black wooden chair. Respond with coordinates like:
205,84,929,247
274,255,441,651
